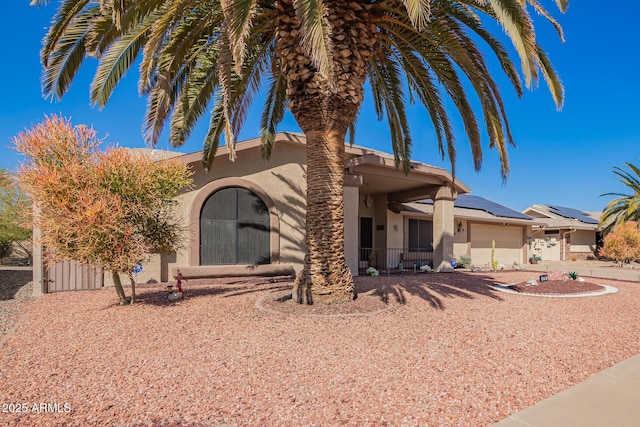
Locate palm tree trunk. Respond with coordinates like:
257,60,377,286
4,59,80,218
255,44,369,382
292,128,355,304
276,0,374,303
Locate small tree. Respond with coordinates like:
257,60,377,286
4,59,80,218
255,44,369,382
600,221,640,267
0,170,32,264
14,115,193,304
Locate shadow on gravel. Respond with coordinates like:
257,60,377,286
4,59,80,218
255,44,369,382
355,272,503,310
130,277,293,308
0,270,32,301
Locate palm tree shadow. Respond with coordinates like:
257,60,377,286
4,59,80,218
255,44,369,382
131,277,293,307
355,272,504,310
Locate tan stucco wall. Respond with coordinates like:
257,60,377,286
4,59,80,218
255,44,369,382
453,219,469,259
533,231,561,261
104,142,309,286
186,144,307,270
386,211,404,249
373,194,388,250
570,230,595,253
470,223,524,267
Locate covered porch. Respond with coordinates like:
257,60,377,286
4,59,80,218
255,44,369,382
342,151,470,275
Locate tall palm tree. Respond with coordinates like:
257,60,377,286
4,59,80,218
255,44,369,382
33,0,567,304
601,162,640,234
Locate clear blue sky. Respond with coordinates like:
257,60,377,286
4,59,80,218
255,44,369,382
1,2,638,212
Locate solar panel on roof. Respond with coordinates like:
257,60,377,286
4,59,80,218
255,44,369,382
417,195,532,220
548,206,599,224
454,195,532,220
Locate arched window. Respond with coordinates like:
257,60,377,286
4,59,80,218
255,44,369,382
200,187,270,265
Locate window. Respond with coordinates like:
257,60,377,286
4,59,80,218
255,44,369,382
200,187,270,265
408,219,433,250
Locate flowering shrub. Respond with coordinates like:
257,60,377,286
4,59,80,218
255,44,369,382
600,221,640,267
14,115,193,304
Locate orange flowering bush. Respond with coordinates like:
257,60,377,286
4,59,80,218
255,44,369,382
14,115,192,304
600,221,640,267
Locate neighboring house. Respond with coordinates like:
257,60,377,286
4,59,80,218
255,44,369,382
34,132,543,292
522,204,603,261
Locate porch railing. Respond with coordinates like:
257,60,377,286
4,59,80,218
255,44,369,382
358,248,433,275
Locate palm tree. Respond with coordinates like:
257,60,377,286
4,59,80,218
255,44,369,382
33,0,567,304
601,162,640,234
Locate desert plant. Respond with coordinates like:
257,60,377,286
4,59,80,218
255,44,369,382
600,163,640,234
599,221,640,267
14,115,193,305
0,170,32,264
568,271,578,280
458,255,472,268
491,240,499,271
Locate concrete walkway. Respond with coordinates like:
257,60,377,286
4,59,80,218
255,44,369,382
492,261,640,427
492,353,640,427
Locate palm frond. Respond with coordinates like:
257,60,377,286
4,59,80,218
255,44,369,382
401,0,431,30
202,98,227,171
221,0,257,74
42,6,99,100
476,0,539,88
90,16,153,107
535,44,564,109
526,0,565,41
367,54,412,173
216,31,237,160
293,0,332,81
260,57,288,160
600,162,640,232
139,0,200,93
169,51,219,147
41,0,91,67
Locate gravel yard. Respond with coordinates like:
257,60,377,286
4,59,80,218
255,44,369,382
1,270,639,426
0,270,33,346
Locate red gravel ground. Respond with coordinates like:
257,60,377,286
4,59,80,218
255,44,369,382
508,280,604,295
1,271,639,426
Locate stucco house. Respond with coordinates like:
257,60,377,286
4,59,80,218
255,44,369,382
522,204,602,261
34,132,543,292
137,132,543,282
159,132,471,282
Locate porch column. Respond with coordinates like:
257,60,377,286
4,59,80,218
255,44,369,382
344,185,360,276
432,186,456,272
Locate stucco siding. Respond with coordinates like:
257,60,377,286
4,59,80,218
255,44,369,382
470,223,523,267
387,211,404,249
114,143,309,284
570,230,595,253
